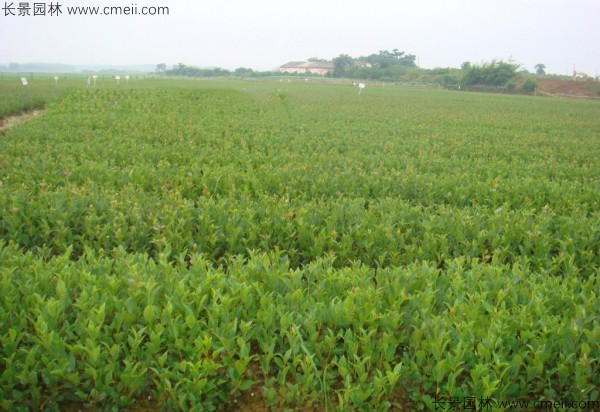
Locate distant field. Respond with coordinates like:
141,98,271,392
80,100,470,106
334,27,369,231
1,78,598,410
0,73,151,117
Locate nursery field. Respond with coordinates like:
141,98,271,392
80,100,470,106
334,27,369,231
0,74,92,118
0,78,599,410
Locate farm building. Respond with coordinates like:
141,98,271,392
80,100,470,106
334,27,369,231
279,61,334,75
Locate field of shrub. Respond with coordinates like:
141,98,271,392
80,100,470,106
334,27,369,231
0,78,598,410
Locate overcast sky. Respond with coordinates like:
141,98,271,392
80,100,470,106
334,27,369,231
1,0,599,75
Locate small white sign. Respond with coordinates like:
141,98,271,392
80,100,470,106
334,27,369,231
125,75,130,81
358,82,366,95
115,76,121,80
54,76,59,81
92,75,98,79
21,77,28,86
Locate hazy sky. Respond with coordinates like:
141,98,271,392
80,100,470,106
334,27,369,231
1,0,599,75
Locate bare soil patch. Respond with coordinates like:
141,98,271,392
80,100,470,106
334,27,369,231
0,108,45,134
536,78,599,98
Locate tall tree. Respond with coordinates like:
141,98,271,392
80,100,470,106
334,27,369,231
332,54,354,77
534,64,546,76
155,63,167,75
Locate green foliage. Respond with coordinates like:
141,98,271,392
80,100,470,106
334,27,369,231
362,49,417,69
0,79,599,410
333,49,416,79
431,67,463,86
0,76,73,117
521,78,538,93
167,63,230,77
155,63,167,74
332,54,354,77
234,67,254,76
462,60,519,87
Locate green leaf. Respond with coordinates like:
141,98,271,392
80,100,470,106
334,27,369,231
433,359,447,383
344,295,355,318
143,305,156,323
238,379,256,391
185,314,196,329
55,279,67,298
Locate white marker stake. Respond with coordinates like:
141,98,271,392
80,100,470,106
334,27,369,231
21,77,28,86
125,75,130,83
93,75,98,87
115,75,121,85
358,82,365,95
54,76,59,87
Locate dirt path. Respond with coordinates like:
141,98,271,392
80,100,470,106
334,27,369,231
0,108,45,134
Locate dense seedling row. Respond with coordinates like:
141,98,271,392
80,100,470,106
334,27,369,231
1,81,599,410
1,243,597,410
1,186,597,276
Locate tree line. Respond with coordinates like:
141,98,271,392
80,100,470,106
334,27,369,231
155,63,278,78
156,49,555,92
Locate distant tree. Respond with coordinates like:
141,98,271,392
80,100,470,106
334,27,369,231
364,49,416,69
155,63,167,75
461,61,471,71
308,57,327,62
332,54,354,77
462,60,519,87
212,67,230,76
167,63,192,76
235,67,253,76
165,63,233,78
534,64,546,76
431,67,462,86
